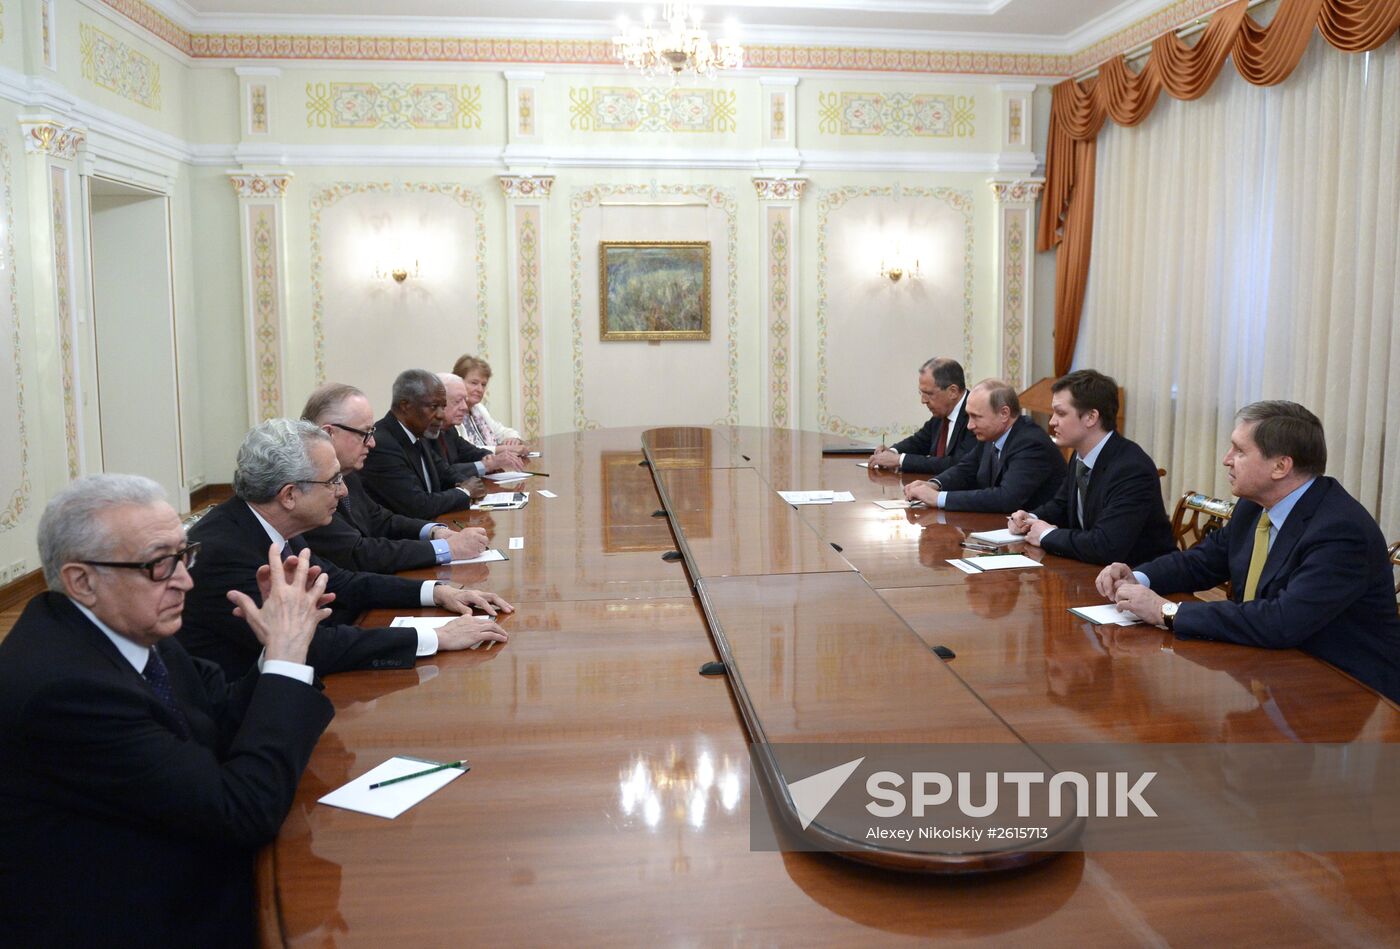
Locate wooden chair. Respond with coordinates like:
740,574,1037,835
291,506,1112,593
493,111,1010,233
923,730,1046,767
1018,376,1126,461
1388,540,1400,614
181,505,215,532
1171,491,1236,551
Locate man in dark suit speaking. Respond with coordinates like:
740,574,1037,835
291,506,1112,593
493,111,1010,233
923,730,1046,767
1008,369,1175,565
904,378,1065,513
1101,401,1400,702
183,419,511,677
869,356,976,476
300,382,489,573
0,474,333,946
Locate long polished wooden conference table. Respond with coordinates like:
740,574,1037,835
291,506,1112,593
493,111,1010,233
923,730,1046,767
262,425,1400,945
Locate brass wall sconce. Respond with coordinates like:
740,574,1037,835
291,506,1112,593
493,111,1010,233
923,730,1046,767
375,260,420,283
880,254,922,283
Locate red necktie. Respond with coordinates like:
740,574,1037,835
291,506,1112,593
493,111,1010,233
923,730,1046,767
934,417,948,457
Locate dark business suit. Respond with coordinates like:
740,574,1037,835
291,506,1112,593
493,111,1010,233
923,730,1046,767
1135,477,1400,702
424,424,491,483
891,396,976,476
182,497,422,677
360,412,477,519
934,415,1065,513
0,593,333,948
301,471,440,574
1032,432,1175,566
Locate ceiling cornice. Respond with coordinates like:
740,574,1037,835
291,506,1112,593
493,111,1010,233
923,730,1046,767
101,0,1237,79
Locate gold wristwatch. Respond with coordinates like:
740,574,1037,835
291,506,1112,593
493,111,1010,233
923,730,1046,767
1161,601,1179,630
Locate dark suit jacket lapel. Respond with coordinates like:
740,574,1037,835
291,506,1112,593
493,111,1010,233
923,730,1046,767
1256,479,1326,595
1080,434,1122,529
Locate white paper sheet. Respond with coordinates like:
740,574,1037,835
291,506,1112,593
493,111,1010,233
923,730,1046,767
856,462,870,468
968,528,1024,545
537,489,557,499
446,548,507,565
477,492,529,510
1068,603,1144,626
318,756,468,819
872,499,927,510
527,451,541,458
945,558,980,574
485,471,532,483
779,490,856,505
508,536,524,550
951,554,1043,572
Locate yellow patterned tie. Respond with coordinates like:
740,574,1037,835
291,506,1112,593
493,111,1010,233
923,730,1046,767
1241,511,1272,602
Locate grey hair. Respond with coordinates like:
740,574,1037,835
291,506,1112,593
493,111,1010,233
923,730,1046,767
436,371,464,391
301,382,365,425
391,369,443,408
233,418,330,503
38,474,166,591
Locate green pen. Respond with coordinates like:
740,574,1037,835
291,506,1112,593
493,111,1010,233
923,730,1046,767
369,760,469,789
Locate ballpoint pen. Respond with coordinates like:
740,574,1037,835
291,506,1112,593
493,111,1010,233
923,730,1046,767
369,760,469,789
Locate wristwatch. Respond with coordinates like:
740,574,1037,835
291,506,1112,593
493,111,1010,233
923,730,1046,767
1161,601,1179,630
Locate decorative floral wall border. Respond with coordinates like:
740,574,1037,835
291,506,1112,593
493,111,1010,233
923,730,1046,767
814,185,974,438
568,182,739,431
249,205,282,420
1003,216,1025,386
516,206,542,441
80,21,162,110
100,0,1233,79
0,141,31,531
767,209,791,428
309,181,489,385
50,165,80,478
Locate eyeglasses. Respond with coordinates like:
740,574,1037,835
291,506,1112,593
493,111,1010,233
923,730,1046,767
329,422,374,445
294,473,346,490
83,543,201,582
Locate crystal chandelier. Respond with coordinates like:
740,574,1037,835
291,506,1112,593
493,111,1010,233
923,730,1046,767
613,3,743,79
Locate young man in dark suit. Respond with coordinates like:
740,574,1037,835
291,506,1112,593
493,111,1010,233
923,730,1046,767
0,474,332,946
300,382,489,573
869,356,976,476
1008,369,1175,565
183,419,511,677
1101,401,1400,702
360,369,520,519
904,379,1065,513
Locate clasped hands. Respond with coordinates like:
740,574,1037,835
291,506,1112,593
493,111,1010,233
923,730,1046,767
1005,510,1055,546
1094,562,1170,627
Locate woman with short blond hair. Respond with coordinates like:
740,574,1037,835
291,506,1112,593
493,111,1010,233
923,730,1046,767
451,354,524,450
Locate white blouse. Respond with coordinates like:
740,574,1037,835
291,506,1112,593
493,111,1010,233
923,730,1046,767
456,402,521,449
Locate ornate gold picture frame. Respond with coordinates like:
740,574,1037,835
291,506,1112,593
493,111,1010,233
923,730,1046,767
599,240,711,341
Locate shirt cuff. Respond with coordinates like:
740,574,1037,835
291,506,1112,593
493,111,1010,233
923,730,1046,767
420,581,439,606
261,658,315,684
1039,526,1056,540
430,539,452,564
1133,571,1151,588
415,626,439,657
896,453,905,470
936,491,948,509
419,522,445,540
474,461,486,477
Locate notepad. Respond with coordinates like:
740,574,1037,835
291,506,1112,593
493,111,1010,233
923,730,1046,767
872,499,926,510
946,554,1043,572
1068,603,1143,626
779,490,856,505
390,615,499,649
477,492,529,510
485,471,532,483
319,756,468,819
447,548,507,565
968,528,1023,545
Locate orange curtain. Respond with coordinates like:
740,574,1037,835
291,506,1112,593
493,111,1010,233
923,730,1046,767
1037,0,1400,376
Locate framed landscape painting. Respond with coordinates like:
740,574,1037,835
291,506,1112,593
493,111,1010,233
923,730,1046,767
599,241,711,341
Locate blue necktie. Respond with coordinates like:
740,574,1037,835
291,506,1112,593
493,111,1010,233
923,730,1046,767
142,648,191,740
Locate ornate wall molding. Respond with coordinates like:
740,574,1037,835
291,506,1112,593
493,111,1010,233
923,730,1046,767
988,177,1043,388
20,120,86,161
765,206,794,428
228,172,292,198
752,177,807,201
49,165,80,477
515,206,543,441
80,22,162,110
498,175,554,199
0,141,32,531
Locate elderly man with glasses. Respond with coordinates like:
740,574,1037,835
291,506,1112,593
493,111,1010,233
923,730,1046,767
299,382,490,573
181,418,513,677
0,474,334,945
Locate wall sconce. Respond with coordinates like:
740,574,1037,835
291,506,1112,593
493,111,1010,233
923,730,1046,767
879,252,922,283
374,260,420,284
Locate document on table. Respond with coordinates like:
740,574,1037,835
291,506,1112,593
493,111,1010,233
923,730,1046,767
872,499,926,510
945,554,1043,572
485,471,533,482
477,492,529,510
390,615,500,649
319,756,469,819
1068,603,1144,626
778,490,856,505
446,548,507,565
537,489,557,499
968,528,1024,545
508,536,524,550
855,462,870,468
527,451,541,458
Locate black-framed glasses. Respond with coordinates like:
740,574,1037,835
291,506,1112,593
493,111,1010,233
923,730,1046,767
294,473,346,491
83,543,200,582
329,422,374,445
